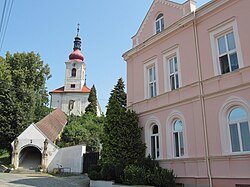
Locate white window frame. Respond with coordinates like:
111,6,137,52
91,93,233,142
155,13,164,34
217,31,238,74
173,119,185,158
151,124,160,159
163,46,181,92
166,110,187,159
145,117,162,160
219,96,250,155
209,17,243,76
144,59,158,99
228,107,250,153
148,66,157,98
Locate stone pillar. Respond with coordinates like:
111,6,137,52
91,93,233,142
11,138,19,169
42,139,49,172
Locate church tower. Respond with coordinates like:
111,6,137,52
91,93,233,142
64,25,86,91
50,25,101,116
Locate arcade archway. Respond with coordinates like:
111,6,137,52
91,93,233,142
19,146,42,170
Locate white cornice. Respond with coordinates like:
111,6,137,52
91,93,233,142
124,0,232,60
159,0,182,9
134,0,183,40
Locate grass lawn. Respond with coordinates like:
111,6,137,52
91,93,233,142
0,149,10,165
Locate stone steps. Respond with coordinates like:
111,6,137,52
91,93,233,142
11,167,39,174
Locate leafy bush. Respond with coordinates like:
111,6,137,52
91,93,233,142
88,162,123,183
101,162,124,183
88,170,102,180
0,149,10,165
123,156,176,187
123,165,150,185
149,167,176,187
139,155,159,172
100,162,116,181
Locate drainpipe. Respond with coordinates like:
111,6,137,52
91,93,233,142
192,11,213,187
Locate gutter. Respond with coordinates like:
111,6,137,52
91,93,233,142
192,10,213,187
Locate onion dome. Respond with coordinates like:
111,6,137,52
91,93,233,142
69,24,84,61
69,49,84,61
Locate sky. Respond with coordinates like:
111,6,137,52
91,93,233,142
0,0,209,113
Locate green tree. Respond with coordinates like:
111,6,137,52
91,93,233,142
58,113,104,152
100,78,146,181
0,52,51,149
85,85,97,116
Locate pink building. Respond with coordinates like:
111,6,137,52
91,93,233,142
123,0,250,187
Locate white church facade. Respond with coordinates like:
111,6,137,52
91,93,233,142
50,28,101,116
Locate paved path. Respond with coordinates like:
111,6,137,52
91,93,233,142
0,173,90,187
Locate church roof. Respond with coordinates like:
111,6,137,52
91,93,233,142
50,85,91,93
35,108,67,142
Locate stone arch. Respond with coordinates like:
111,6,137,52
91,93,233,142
219,96,250,155
166,110,187,159
19,145,42,170
145,116,163,159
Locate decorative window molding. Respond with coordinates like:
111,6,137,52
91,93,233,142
163,46,181,92
219,96,250,155
209,17,243,76
144,59,158,99
145,117,162,160
166,110,187,159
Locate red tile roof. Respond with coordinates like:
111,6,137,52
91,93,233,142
35,108,67,142
50,85,91,93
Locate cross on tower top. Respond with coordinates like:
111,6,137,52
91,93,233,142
77,23,80,36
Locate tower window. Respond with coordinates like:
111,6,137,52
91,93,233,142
70,84,75,88
71,68,76,77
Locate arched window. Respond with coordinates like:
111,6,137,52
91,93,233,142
173,119,184,157
71,68,76,77
155,13,164,34
228,107,250,152
151,124,160,159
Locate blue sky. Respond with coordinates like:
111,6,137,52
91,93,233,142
0,0,209,113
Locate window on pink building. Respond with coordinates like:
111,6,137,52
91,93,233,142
229,107,250,152
168,56,179,90
217,31,239,74
151,124,160,159
148,66,157,98
173,119,184,157
155,13,164,34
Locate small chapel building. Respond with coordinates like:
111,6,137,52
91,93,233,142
50,27,101,116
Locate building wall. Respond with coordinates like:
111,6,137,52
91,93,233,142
51,92,89,116
48,145,86,173
124,0,250,186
